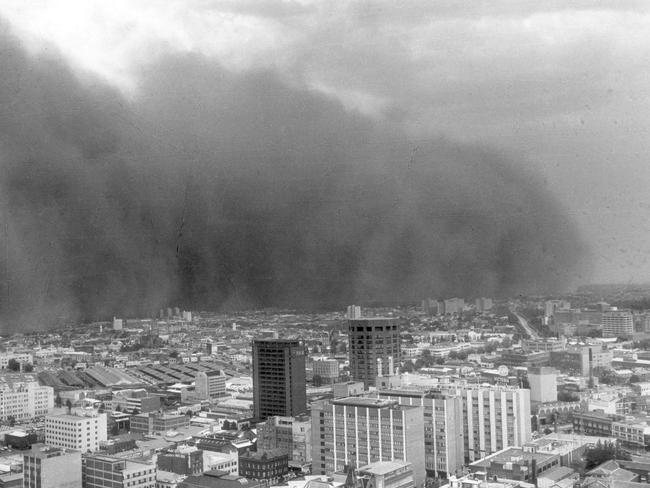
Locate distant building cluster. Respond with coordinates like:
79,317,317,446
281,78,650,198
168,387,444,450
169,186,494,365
2,293,650,488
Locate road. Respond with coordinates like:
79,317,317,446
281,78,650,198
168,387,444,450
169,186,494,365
513,311,540,340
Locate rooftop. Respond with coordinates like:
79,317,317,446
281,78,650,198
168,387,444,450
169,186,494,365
470,447,556,468
358,460,412,476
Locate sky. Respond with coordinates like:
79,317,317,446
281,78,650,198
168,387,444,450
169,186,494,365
0,1,649,325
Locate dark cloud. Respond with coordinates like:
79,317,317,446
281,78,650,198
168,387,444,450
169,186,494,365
0,24,589,330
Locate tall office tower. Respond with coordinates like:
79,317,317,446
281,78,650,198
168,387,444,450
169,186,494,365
253,339,306,420
84,454,156,488
602,310,634,338
377,389,464,478
45,412,107,452
527,367,558,404
437,384,531,463
348,318,401,388
311,397,425,487
23,444,82,488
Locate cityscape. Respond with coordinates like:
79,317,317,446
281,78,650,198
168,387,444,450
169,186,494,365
2,3,650,488
1,292,650,488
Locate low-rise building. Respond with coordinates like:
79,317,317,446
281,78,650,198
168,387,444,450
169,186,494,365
130,412,190,435
358,460,415,488
23,444,82,488
83,453,156,488
45,411,107,452
239,449,289,484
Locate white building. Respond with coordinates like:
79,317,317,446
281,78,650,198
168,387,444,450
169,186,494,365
112,317,124,330
203,449,239,475
0,352,33,369
195,370,226,400
527,367,558,404
45,411,107,452
438,384,532,462
0,377,54,421
24,444,82,488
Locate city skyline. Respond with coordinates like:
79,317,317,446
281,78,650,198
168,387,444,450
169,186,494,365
1,2,649,330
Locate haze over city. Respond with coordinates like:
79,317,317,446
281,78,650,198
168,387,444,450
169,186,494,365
1,1,650,328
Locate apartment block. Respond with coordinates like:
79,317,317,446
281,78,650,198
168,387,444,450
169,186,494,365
602,310,634,338
45,412,107,452
377,389,464,478
311,397,425,487
437,384,531,462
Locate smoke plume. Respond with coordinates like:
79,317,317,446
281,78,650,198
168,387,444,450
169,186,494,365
0,25,588,330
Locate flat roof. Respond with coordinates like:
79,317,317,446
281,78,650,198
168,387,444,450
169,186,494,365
332,397,411,409
358,460,411,475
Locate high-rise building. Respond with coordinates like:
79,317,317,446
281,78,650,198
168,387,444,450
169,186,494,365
311,397,425,487
23,444,82,488
84,454,156,488
195,370,226,400
377,389,464,478
527,367,558,404
45,412,107,452
437,384,531,462
602,310,634,338
348,318,400,388
253,339,306,420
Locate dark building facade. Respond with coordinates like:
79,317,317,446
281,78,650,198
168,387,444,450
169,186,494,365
252,339,306,420
348,318,400,388
157,449,204,475
239,449,289,484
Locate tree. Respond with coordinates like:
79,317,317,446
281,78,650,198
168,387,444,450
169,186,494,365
131,408,140,415
584,440,631,470
6,359,20,371
558,391,580,402
7,416,16,427
55,394,62,408
115,404,122,413
65,399,72,413
24,363,34,373
186,410,193,417
312,374,323,387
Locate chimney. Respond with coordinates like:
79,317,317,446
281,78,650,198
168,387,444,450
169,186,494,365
388,356,394,375
377,358,383,377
